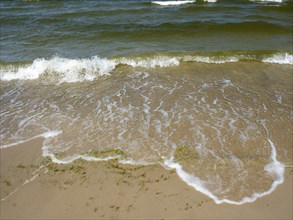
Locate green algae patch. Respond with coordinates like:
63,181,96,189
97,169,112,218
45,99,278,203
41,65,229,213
84,148,125,158
41,156,53,166
174,146,199,164
41,156,87,175
53,152,67,160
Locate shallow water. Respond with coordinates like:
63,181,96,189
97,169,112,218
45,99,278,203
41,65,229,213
1,61,292,204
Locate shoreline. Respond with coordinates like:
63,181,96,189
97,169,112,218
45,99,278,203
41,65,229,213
1,1,292,219
1,138,292,219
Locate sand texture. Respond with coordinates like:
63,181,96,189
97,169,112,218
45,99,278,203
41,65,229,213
1,138,292,219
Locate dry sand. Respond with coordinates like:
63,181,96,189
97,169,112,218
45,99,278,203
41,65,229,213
1,138,292,219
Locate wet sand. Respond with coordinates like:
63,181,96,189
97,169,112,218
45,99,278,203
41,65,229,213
1,138,292,219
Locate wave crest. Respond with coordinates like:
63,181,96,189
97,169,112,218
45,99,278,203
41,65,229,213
0,56,116,83
262,53,293,64
152,0,197,6
1,52,292,83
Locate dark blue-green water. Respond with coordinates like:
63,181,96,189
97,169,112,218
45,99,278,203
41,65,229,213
0,0,292,62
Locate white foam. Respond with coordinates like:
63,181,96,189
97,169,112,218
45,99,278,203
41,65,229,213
41,130,63,138
164,158,221,202
116,56,180,68
118,55,239,66
0,130,62,149
265,139,285,179
152,0,196,6
250,0,283,2
40,152,155,167
120,158,156,166
183,55,239,64
0,56,116,83
0,56,181,82
1,53,291,82
42,139,124,164
164,138,284,205
42,153,122,164
263,53,293,65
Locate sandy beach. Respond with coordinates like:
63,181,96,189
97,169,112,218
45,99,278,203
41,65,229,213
1,138,292,219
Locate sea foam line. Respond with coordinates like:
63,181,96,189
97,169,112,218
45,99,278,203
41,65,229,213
1,129,285,204
152,0,196,6
151,0,286,6
250,0,284,3
41,150,122,164
0,130,62,149
152,0,217,5
262,53,293,65
0,53,292,83
164,138,285,205
0,56,116,82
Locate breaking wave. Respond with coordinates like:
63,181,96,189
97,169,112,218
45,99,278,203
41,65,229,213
0,52,292,83
152,0,287,6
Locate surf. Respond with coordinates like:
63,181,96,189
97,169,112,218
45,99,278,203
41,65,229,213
1,52,292,83
1,61,292,204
